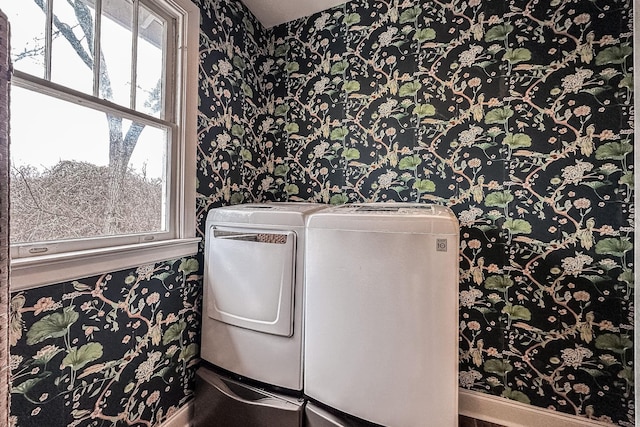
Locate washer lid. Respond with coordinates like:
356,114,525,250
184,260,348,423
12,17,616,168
306,203,459,235
206,202,326,227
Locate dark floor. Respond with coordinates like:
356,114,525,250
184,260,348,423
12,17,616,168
459,415,505,427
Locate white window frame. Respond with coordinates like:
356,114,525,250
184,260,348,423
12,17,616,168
9,0,200,290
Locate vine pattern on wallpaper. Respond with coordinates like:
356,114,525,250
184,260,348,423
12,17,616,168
195,0,633,424
9,258,201,427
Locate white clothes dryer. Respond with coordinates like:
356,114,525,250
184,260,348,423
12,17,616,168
201,202,325,392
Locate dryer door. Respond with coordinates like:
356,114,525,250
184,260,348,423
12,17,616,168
205,226,296,337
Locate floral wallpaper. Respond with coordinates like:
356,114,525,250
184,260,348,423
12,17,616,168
9,258,201,427
8,0,635,425
195,0,634,425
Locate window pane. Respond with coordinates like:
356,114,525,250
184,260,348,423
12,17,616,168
4,0,47,77
50,0,95,94
10,86,168,244
100,0,134,106
136,4,165,118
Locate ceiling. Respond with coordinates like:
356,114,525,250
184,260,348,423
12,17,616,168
240,0,349,28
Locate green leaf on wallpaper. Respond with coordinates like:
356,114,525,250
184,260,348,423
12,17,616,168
72,281,92,291
581,181,608,190
484,106,514,125
583,275,609,284
240,148,253,162
501,388,531,404
155,366,172,380
231,124,245,137
582,86,607,97
179,258,199,275
503,219,532,235
413,28,436,42
274,165,290,177
399,6,421,24
502,305,532,321
284,123,300,134
413,179,436,193
124,382,136,394
502,133,532,149
484,275,514,292
477,142,497,151
484,190,514,207
476,60,494,69
62,343,104,371
232,56,246,71
330,61,349,75
330,194,349,205
343,80,361,93
285,184,300,195
580,368,605,377
27,307,79,345
595,141,632,160
11,377,45,395
595,237,632,257
595,333,632,354
230,192,244,205
342,148,361,160
285,61,300,73
179,343,199,362
398,155,421,170
413,104,436,117
483,359,513,375
241,83,253,98
344,13,361,26
163,321,187,345
502,48,531,64
619,172,633,188
618,269,634,286
595,45,632,66
274,105,290,116
274,44,289,57
475,307,495,315
618,367,634,383
399,81,422,97
484,24,514,42
242,16,254,35
619,74,633,89
330,127,349,140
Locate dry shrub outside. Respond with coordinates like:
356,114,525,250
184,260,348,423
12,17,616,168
10,160,163,243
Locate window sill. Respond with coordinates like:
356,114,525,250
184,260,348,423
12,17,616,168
10,237,201,291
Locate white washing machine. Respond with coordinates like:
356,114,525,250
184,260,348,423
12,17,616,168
200,202,325,392
304,203,459,427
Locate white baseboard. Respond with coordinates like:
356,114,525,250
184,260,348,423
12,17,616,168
159,400,193,427
459,389,615,427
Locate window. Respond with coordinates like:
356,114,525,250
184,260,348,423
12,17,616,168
4,0,200,289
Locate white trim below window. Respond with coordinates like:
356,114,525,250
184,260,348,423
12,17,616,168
11,237,200,291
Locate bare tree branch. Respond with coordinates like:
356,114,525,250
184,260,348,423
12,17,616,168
33,0,93,68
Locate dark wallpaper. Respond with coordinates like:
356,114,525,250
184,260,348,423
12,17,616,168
9,258,201,426
9,0,635,426
196,0,634,425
